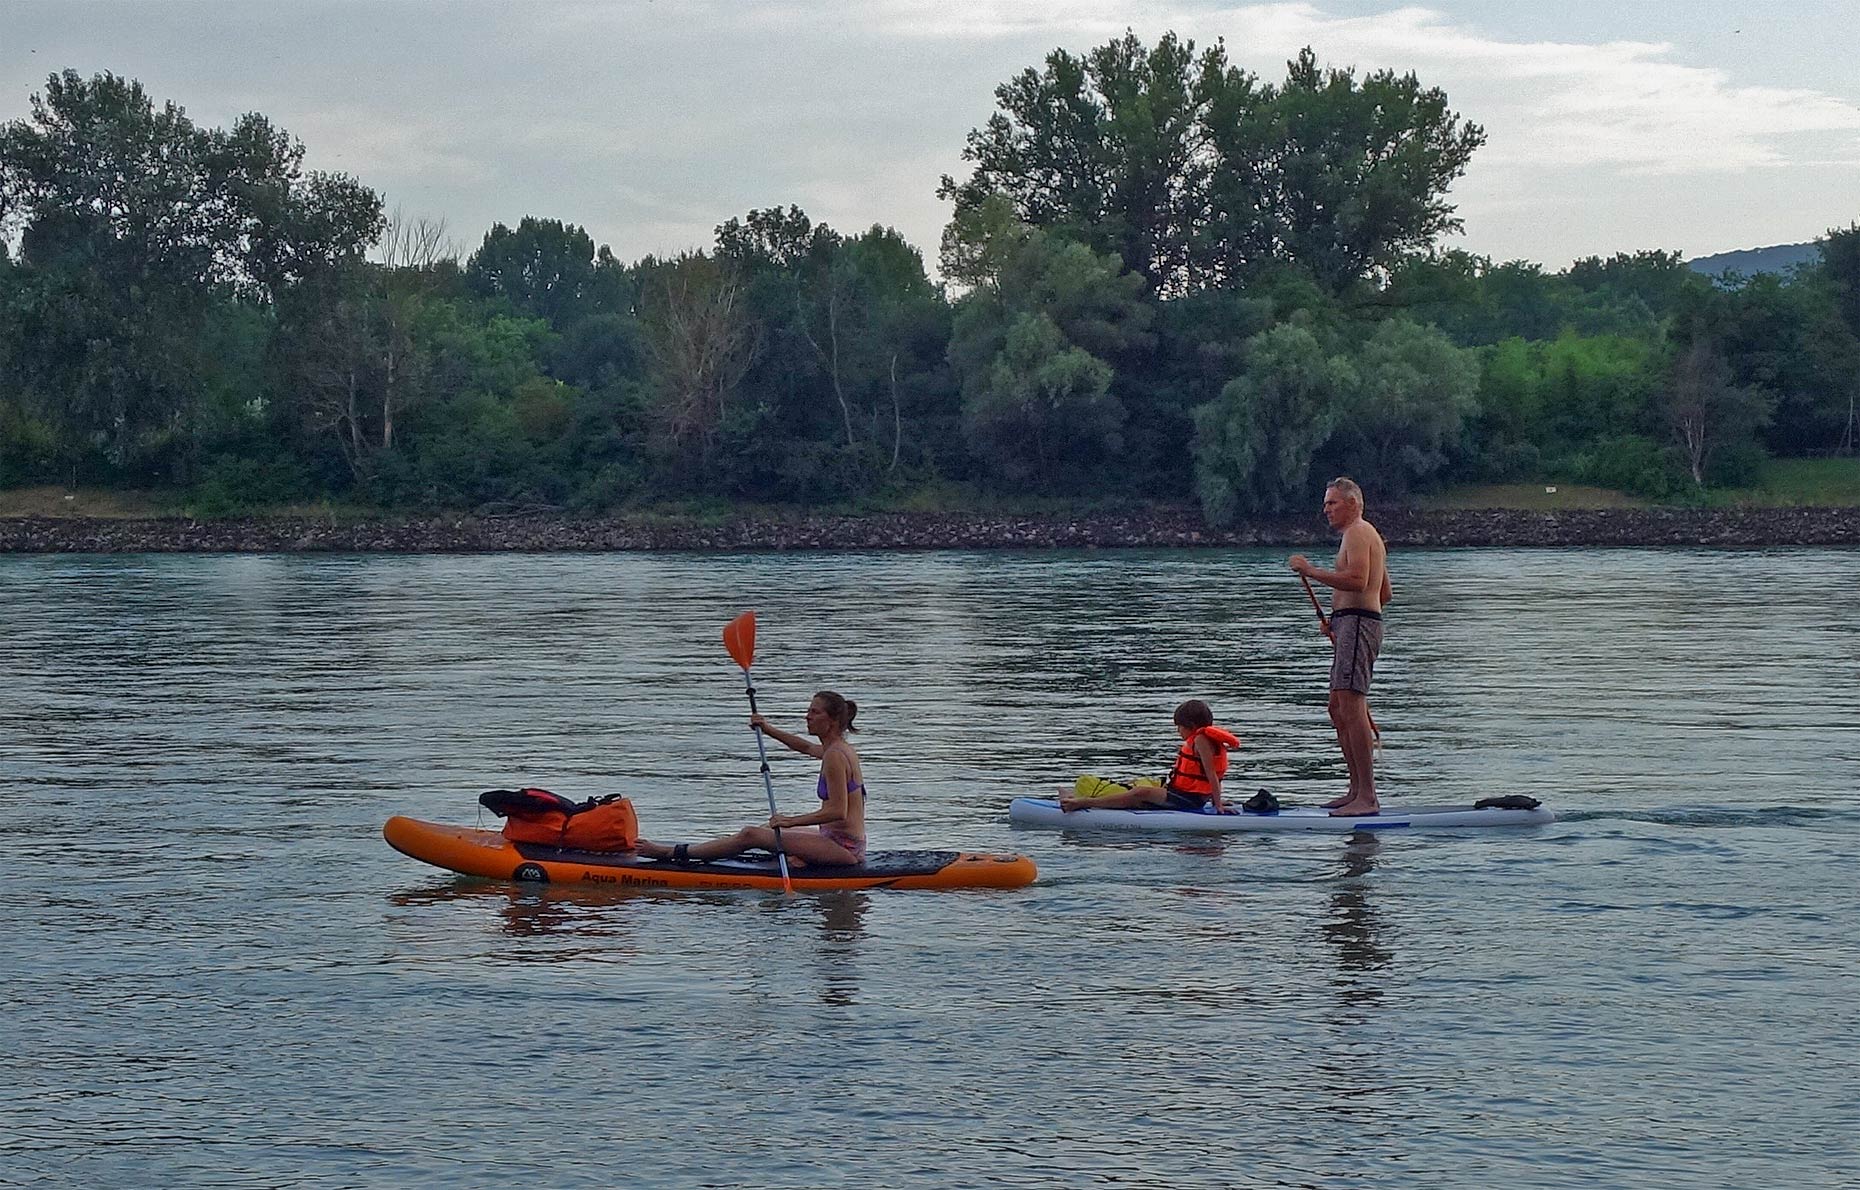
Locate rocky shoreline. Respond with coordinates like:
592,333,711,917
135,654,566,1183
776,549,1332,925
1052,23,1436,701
2,505,1858,552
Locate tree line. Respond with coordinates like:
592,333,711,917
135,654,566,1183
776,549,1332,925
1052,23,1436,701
2,38,1857,520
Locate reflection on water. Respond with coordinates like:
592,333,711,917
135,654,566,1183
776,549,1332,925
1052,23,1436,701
3,548,1859,1189
1323,833,1391,1005
813,892,870,1006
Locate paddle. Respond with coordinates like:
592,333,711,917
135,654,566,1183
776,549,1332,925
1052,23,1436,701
722,610,794,894
1298,574,1382,749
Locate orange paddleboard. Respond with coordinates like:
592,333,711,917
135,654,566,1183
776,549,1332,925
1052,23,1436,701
383,817,1037,892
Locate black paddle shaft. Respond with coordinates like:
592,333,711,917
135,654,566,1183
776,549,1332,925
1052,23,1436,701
744,683,773,781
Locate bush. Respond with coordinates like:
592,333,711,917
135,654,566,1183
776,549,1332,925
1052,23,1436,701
0,402,59,486
1572,434,1686,498
1705,441,1768,488
187,452,316,516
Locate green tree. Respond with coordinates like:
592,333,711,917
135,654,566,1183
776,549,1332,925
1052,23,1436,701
945,35,1483,296
1192,323,1353,522
939,31,1219,295
270,213,462,482
466,216,629,330
1716,269,1859,456
960,313,1120,489
0,70,380,477
711,208,958,497
1205,48,1485,293
1662,336,1774,486
1565,250,1708,324
946,200,1151,488
1818,223,1860,453
1326,319,1479,496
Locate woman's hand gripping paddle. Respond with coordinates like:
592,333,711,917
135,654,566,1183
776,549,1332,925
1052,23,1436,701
1298,574,1383,751
723,611,794,894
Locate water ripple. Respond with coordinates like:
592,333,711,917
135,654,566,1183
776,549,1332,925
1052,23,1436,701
1,548,1857,1187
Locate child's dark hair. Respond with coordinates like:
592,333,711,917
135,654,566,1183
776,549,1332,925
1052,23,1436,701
1173,699,1213,729
813,690,858,732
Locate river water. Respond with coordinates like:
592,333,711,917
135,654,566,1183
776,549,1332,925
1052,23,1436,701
1,547,1855,1188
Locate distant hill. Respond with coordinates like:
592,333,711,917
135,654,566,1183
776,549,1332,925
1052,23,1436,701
1687,241,1822,277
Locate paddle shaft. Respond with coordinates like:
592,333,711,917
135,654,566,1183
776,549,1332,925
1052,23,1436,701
1299,573,1330,634
740,668,795,893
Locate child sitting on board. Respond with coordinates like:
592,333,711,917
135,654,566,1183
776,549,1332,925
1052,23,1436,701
1059,699,1240,814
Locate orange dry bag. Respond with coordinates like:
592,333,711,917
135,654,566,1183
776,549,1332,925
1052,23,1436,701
478,788,640,852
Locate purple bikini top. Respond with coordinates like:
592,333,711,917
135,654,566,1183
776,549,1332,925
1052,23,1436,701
816,774,867,801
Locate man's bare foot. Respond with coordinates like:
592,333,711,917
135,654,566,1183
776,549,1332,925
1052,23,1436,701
1329,798,1381,817
1323,794,1353,809
1058,797,1085,812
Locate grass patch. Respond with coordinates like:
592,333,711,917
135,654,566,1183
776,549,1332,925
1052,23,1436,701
1415,483,1646,511
1705,456,1860,507
0,486,178,518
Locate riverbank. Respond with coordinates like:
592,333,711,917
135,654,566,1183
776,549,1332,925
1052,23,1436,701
3,504,1858,552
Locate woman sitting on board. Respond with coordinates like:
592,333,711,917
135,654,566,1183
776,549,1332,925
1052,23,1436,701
1058,699,1239,814
638,690,869,866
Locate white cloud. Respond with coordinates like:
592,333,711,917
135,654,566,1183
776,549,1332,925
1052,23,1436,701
6,1,1855,268
752,2,1860,175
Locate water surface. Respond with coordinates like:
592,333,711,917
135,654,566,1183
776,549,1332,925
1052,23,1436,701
2,548,1856,1187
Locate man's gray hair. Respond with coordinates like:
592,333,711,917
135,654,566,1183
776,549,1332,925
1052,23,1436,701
1326,476,1364,505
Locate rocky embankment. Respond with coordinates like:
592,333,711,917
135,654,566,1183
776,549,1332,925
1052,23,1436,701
2,505,1857,552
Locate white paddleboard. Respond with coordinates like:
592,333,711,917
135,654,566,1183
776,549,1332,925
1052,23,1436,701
1007,797,1555,833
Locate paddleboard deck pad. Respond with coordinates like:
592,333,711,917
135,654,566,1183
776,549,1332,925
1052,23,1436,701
384,817,1037,891
1008,797,1554,833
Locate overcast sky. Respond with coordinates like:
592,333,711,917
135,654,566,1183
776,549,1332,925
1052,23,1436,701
5,1,1858,273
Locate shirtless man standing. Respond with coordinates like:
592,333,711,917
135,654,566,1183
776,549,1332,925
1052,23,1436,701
1289,477,1392,817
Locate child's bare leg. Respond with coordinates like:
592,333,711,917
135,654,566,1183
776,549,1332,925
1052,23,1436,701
1059,786,1170,812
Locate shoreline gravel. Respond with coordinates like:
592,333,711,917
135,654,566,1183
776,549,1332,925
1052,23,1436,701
3,506,1857,552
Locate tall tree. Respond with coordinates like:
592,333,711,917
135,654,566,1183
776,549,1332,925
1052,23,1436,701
939,31,1223,295
943,35,1483,296
636,251,761,474
1819,223,1860,453
465,216,627,329
1326,319,1480,496
946,198,1152,489
1662,337,1773,485
1192,322,1353,522
1206,48,1485,293
0,70,380,475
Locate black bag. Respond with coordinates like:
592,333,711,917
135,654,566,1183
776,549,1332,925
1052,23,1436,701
1242,789,1281,814
1473,794,1542,811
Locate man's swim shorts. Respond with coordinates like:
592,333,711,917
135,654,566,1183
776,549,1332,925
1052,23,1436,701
1329,607,1383,694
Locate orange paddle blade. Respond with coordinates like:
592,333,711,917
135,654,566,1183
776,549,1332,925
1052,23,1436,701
723,610,757,670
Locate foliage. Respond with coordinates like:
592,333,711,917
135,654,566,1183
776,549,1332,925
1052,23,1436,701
1204,48,1485,293
0,70,380,479
1661,337,1774,486
465,216,629,329
1817,223,1860,453
944,35,1483,295
1570,434,1687,499
1192,323,1353,522
1325,319,1480,497
1,65,1852,516
946,203,1150,489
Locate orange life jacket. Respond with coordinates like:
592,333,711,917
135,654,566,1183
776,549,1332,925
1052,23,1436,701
1166,726,1241,796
